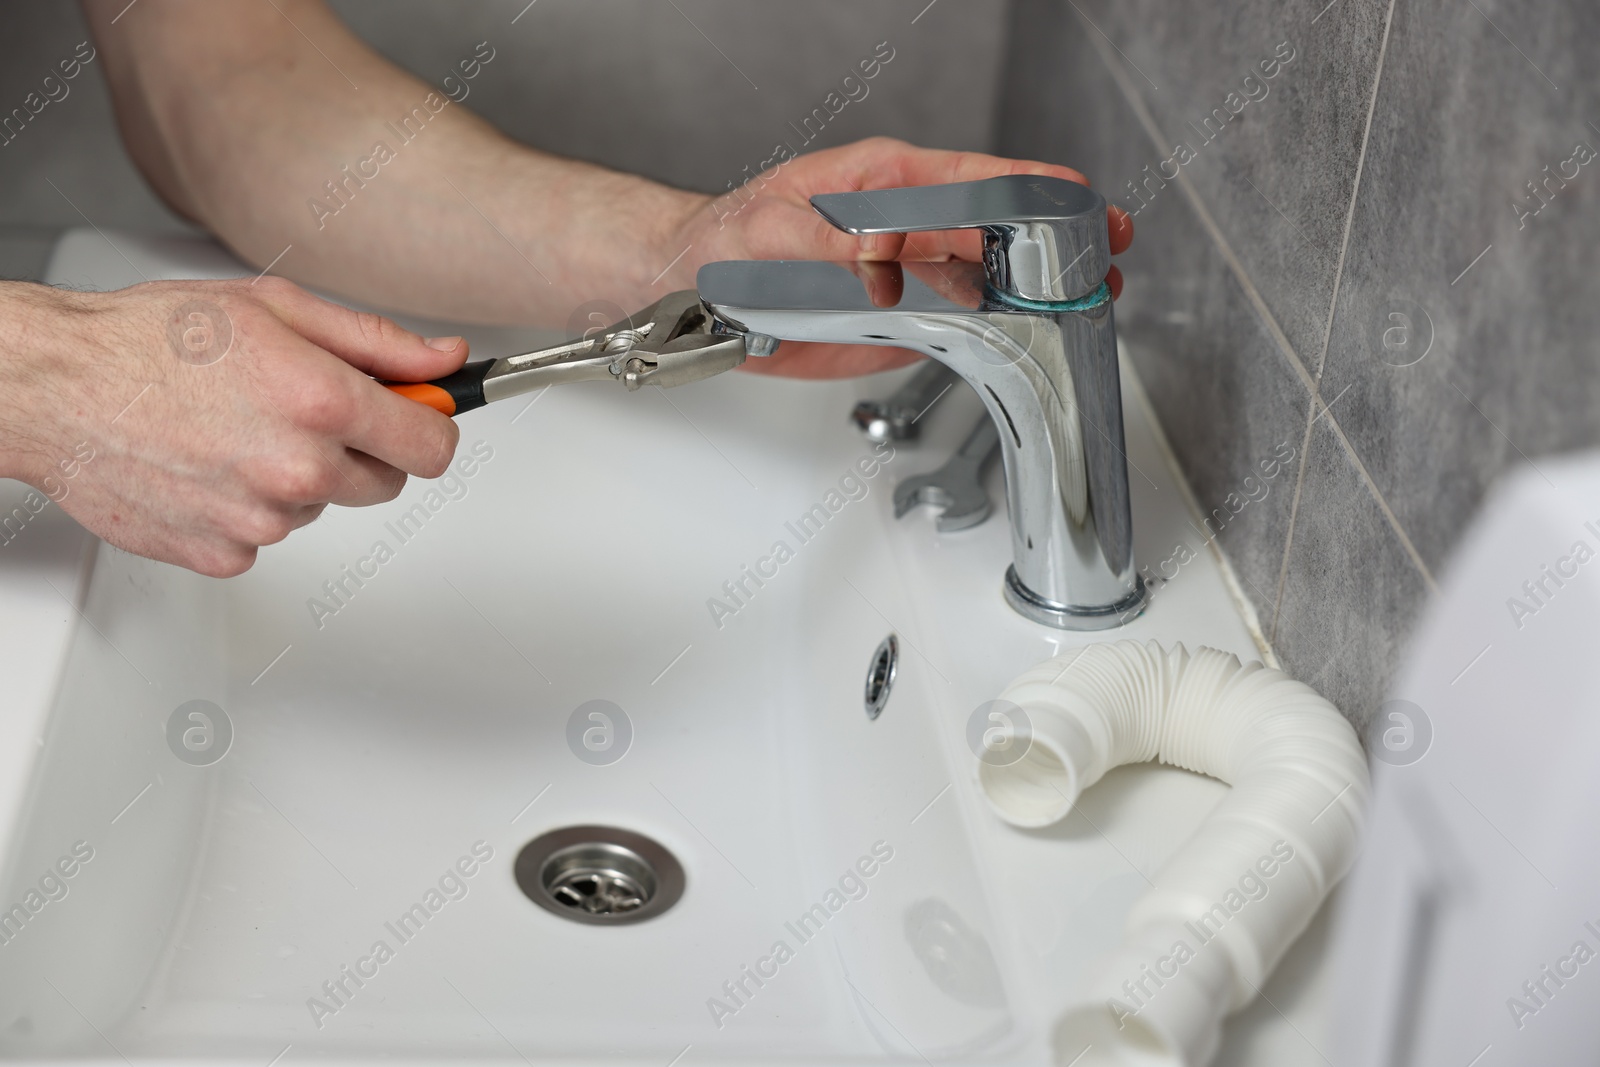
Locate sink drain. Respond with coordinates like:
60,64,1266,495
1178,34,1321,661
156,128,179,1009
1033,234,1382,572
514,826,684,925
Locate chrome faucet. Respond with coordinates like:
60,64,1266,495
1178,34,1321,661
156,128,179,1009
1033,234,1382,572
697,175,1147,629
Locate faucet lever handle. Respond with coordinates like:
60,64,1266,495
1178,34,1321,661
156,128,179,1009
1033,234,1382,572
810,175,1110,304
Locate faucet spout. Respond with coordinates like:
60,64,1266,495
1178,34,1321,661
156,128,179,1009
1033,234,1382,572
699,258,1146,629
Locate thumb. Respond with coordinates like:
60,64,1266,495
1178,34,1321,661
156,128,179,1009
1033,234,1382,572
253,280,470,381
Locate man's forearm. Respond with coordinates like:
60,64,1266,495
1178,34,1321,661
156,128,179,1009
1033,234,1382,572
83,0,709,327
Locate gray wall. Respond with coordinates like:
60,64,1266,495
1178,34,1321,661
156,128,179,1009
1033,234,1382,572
999,0,1600,731
0,0,1008,278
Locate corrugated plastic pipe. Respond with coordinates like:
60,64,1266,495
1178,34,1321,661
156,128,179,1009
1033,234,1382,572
978,641,1369,1067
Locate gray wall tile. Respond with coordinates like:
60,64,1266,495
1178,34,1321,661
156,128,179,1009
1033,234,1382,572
1066,0,1388,363
0,4,192,235
331,0,1009,195
0,228,60,282
1317,0,1600,573
1274,419,1429,734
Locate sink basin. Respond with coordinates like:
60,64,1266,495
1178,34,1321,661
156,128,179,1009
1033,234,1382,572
0,230,1337,1064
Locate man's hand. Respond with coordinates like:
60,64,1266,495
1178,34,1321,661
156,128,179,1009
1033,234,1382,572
661,137,1135,379
0,278,466,577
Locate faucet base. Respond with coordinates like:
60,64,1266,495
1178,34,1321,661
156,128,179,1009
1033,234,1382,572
1003,567,1148,631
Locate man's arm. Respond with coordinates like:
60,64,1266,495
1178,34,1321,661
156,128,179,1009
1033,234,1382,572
82,0,1129,342
84,0,698,327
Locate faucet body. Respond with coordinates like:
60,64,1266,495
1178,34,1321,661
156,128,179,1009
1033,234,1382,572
697,176,1147,629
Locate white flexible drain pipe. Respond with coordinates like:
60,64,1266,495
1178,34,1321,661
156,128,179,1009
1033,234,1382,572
978,641,1369,1066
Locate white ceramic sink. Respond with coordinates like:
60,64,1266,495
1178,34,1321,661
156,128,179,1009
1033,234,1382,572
0,231,1338,1065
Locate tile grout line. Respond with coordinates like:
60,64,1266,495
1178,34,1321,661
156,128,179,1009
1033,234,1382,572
1273,0,1405,638
1271,396,1323,644
1310,0,1399,383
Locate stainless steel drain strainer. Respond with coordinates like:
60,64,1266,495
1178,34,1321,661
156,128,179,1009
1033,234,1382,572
548,866,646,913
515,825,685,925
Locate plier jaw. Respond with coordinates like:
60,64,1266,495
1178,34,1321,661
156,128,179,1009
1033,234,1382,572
383,290,758,416
602,290,749,391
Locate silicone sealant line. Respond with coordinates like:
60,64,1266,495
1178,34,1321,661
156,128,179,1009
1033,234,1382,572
987,280,1112,314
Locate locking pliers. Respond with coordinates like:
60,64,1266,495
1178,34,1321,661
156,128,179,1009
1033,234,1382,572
384,290,752,416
